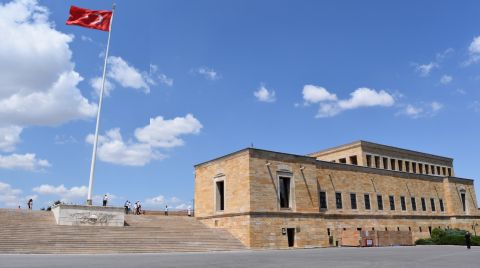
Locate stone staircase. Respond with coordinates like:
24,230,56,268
0,209,245,254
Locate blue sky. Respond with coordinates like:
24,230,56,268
1,0,480,209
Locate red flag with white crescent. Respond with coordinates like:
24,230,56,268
66,6,112,32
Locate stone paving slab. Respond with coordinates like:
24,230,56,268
0,246,478,268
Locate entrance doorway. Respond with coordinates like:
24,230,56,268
287,228,295,247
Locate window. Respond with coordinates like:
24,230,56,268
374,156,380,168
430,198,436,212
447,168,452,176
436,166,441,175
349,156,358,165
319,191,327,210
411,197,417,211
389,195,395,210
439,199,444,212
405,161,410,172
279,176,291,208
366,155,372,167
339,158,346,164
442,167,446,176
461,192,466,212
400,196,406,211
419,164,423,174
377,195,383,210
215,181,225,211
398,160,403,171
335,192,343,209
431,165,435,175
383,158,389,170
425,165,429,174
350,193,357,209
364,194,371,210
421,197,426,211
412,162,417,173
390,159,396,170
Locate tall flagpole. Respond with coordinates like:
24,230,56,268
87,4,116,206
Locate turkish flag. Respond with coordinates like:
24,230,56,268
66,6,112,32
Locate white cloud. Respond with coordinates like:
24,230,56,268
0,181,23,207
414,62,438,77
254,85,276,103
0,126,22,152
32,184,88,202
175,203,189,210
134,114,203,148
86,128,165,166
397,102,443,119
54,134,77,145
302,85,337,104
0,0,97,127
0,153,50,171
195,67,220,80
305,86,395,118
145,195,165,205
466,36,480,65
107,56,153,93
80,35,93,42
158,73,174,87
440,75,453,85
470,101,480,112
90,77,115,97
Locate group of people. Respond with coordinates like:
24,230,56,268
124,200,144,215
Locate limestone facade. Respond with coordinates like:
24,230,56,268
194,141,479,249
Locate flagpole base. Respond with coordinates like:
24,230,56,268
86,199,93,206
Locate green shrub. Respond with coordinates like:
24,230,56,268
415,238,435,245
415,228,479,246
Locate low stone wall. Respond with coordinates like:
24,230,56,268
52,204,125,227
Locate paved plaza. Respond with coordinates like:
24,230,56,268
0,246,478,268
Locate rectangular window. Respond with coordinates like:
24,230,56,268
436,166,441,175
319,191,327,210
279,176,291,209
374,156,380,168
389,195,395,210
425,165,429,174
377,195,383,210
216,181,225,211
439,199,444,212
405,161,410,172
461,193,466,211
350,193,357,209
383,158,389,170
366,155,372,167
431,165,435,175
398,160,403,171
364,194,371,210
339,158,346,164
400,196,406,211
349,156,358,165
419,164,423,174
442,167,446,176
447,168,452,176
421,197,426,211
430,198,436,212
390,159,396,170
411,197,417,211
412,162,417,173
336,192,343,209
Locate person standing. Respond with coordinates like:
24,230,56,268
465,231,472,249
103,194,108,207
27,199,33,210
124,200,129,214
164,205,168,216
187,206,192,217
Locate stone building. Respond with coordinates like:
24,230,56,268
194,141,480,249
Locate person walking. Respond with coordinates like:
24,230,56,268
465,231,472,249
103,194,108,207
124,200,129,214
187,206,192,217
27,199,33,210
164,205,168,216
